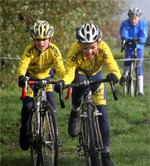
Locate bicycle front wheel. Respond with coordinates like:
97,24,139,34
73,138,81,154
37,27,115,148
93,115,103,166
134,65,139,96
30,109,40,166
130,62,135,96
86,105,97,166
40,103,58,166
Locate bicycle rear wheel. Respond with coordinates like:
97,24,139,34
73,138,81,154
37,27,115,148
40,103,58,166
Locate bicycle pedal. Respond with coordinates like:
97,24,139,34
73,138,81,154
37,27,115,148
77,151,84,156
77,146,84,156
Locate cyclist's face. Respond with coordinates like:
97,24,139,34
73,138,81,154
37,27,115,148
33,38,52,52
80,41,100,59
129,16,140,26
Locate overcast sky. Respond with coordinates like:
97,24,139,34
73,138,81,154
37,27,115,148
131,0,150,21
123,0,150,22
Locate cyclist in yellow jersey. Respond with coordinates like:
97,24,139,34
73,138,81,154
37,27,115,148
55,23,121,166
18,20,65,150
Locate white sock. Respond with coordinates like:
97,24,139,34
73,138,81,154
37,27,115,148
138,75,144,94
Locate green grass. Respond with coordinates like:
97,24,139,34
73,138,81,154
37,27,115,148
1,79,150,166
0,55,150,166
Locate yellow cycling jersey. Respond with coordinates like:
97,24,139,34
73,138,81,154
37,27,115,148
18,42,65,79
63,41,121,85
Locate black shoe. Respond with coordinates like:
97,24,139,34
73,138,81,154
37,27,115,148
19,126,29,151
120,76,126,86
57,136,63,147
102,153,115,166
68,110,80,137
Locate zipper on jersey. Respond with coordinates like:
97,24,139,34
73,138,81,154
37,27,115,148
38,52,44,79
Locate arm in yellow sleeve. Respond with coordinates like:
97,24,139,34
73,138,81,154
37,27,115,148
103,44,121,80
18,45,32,77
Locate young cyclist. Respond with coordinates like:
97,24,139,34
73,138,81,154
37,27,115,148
120,8,148,96
18,20,65,150
55,23,121,166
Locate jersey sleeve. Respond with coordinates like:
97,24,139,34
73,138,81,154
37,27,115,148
62,44,78,85
52,45,65,79
102,43,121,80
17,44,32,77
138,20,149,43
120,20,132,40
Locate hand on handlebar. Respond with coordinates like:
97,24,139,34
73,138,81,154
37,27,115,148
130,38,140,44
18,75,26,88
106,73,118,84
54,80,65,93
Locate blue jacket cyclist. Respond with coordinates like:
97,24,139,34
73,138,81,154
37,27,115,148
120,8,148,96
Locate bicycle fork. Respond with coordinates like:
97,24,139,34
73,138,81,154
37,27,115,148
77,104,103,157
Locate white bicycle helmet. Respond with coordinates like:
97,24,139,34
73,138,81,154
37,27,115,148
76,23,102,43
128,8,141,17
30,20,54,39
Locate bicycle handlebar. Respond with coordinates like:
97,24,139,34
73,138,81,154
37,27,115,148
20,79,56,99
121,38,146,53
59,78,118,109
19,78,70,109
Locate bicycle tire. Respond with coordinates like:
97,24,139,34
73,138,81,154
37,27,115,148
86,105,97,166
124,78,128,96
81,108,91,166
130,62,135,96
93,116,103,166
134,64,139,96
40,103,58,166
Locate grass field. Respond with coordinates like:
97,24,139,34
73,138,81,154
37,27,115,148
0,49,150,166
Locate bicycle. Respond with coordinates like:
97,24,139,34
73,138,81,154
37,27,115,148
59,78,118,166
20,77,60,166
121,38,143,96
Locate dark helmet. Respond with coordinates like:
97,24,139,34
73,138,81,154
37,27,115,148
76,23,102,43
128,8,141,17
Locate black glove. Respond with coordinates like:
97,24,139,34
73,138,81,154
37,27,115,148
106,73,118,84
130,38,140,44
54,80,65,93
18,75,26,88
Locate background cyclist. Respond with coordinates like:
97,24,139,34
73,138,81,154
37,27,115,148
120,8,148,96
18,20,65,150
55,22,121,166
